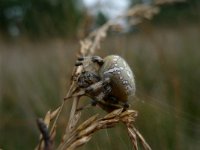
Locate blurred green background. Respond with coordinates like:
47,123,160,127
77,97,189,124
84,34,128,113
1,0,200,149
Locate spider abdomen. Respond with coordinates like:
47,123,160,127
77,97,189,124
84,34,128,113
99,55,135,102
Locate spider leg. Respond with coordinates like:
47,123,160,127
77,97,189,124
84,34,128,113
85,77,111,93
105,96,130,109
75,62,82,66
65,78,110,101
78,78,112,111
75,57,85,66
96,100,122,112
105,96,118,104
75,56,104,67
97,100,129,112
89,85,119,112
99,94,130,112
123,102,129,109
91,56,104,66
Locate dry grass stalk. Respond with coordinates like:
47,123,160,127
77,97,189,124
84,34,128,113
36,1,185,150
58,109,139,150
133,127,152,150
35,108,60,150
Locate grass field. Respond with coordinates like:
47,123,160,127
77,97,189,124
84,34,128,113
1,24,200,150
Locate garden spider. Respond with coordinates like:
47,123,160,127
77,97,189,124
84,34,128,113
66,55,135,112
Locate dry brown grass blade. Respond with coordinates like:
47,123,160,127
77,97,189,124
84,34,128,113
67,136,92,150
57,109,140,150
78,122,99,137
120,109,138,118
126,5,160,20
103,108,123,120
50,125,56,146
127,126,138,150
58,121,97,149
64,97,80,137
44,111,51,128
36,118,52,150
76,114,99,131
36,111,52,150
133,127,152,150
50,107,61,120
35,108,59,150
65,110,82,138
57,110,82,149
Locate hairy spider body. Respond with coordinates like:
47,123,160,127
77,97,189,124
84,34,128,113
73,55,135,112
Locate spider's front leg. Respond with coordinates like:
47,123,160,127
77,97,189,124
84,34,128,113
104,96,130,109
75,56,104,66
96,97,129,112
91,56,104,66
85,77,110,94
76,78,111,111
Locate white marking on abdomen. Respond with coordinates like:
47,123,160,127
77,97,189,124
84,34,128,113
103,67,123,74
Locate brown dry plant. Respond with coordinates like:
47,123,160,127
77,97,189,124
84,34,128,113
35,1,185,150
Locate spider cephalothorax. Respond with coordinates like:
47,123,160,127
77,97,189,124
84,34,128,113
70,55,136,112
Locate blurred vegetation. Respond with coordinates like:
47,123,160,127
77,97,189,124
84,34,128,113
1,0,200,150
153,0,200,25
0,0,200,38
0,0,83,37
131,0,200,24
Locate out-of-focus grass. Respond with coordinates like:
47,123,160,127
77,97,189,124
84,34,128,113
0,39,78,149
1,25,200,150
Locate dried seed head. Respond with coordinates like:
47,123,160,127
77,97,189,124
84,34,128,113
78,122,98,137
50,107,61,120
67,136,92,150
103,108,123,120
76,114,99,131
120,110,138,118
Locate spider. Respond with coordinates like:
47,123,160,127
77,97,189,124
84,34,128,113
66,55,136,112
